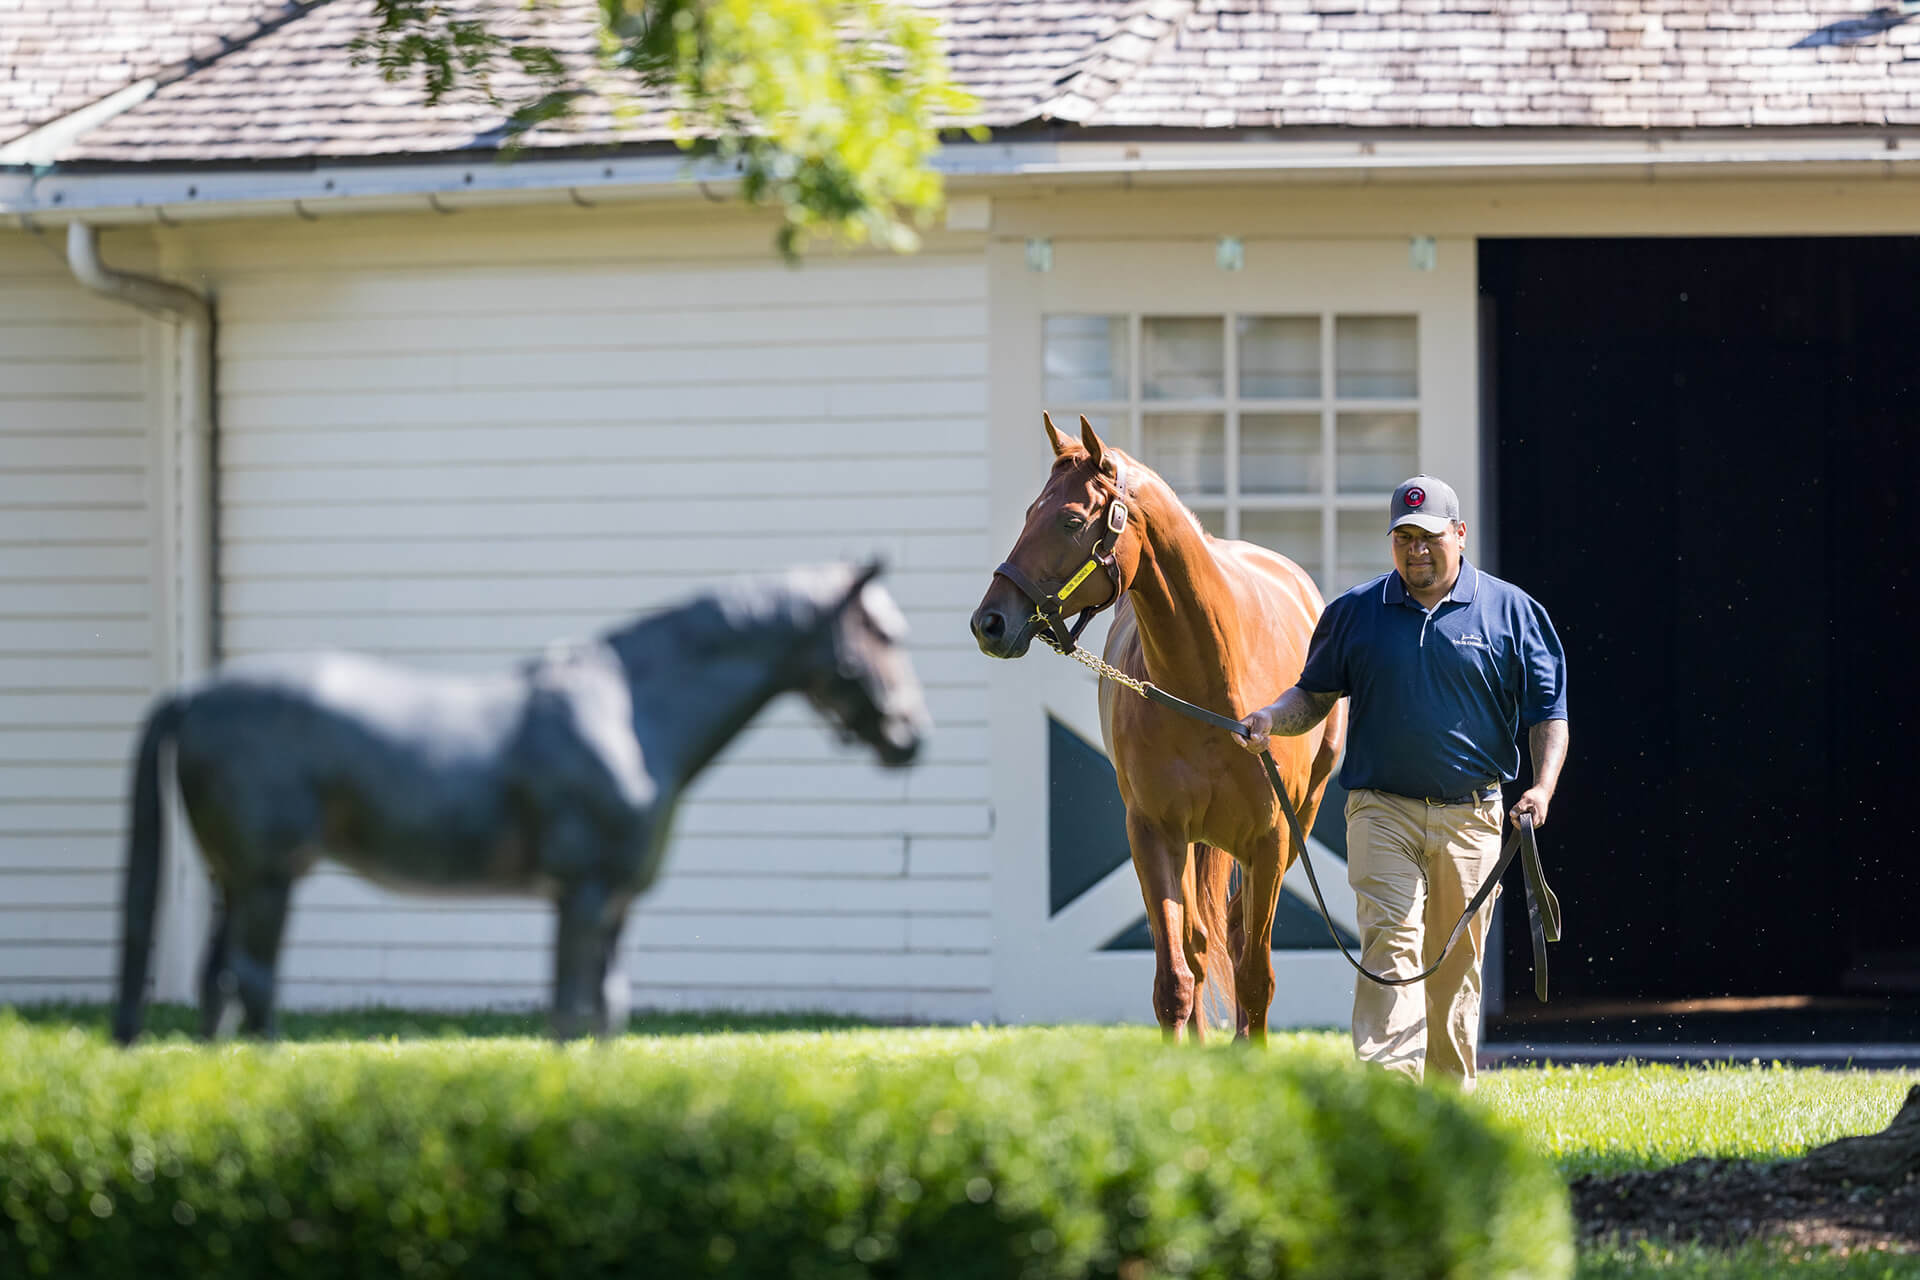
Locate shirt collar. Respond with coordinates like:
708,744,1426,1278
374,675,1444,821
1383,558,1478,607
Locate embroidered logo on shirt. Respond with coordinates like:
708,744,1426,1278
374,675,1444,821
1455,631,1490,649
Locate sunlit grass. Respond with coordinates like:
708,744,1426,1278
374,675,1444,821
1475,1059,1920,1178
1576,1240,1920,1279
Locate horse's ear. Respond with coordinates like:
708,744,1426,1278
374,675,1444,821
1042,411,1074,458
1079,414,1110,472
837,558,885,613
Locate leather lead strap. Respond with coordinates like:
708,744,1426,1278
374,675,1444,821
1136,680,1560,999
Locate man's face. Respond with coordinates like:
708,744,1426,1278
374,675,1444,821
1391,521,1466,593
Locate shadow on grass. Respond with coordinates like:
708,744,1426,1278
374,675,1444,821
5,1000,890,1042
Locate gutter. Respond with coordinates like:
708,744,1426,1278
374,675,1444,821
8,131,1920,226
66,221,215,1001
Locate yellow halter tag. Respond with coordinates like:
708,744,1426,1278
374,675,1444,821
1060,557,1100,597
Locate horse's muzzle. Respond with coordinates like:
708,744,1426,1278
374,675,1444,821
970,602,1037,660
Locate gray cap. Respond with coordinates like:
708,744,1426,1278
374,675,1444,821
1388,475,1461,533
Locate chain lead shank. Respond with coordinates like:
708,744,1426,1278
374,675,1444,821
1038,612,1148,696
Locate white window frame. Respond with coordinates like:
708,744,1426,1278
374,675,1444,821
1046,310,1422,598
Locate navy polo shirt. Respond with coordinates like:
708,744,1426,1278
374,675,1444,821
1297,559,1568,801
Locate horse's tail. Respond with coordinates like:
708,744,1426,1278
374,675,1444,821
114,695,183,1046
1193,843,1240,1033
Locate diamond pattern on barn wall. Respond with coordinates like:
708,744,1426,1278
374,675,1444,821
1048,715,1355,951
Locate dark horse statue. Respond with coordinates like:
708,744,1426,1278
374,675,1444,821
972,415,1346,1043
115,562,928,1044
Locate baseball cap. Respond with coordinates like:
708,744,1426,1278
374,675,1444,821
1388,475,1461,534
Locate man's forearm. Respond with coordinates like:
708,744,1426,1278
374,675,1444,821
1264,687,1341,737
1529,719,1570,795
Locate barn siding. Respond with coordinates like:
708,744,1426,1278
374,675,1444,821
0,228,162,1002
195,207,994,1021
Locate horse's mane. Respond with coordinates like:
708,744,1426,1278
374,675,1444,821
595,566,857,673
1053,444,1213,541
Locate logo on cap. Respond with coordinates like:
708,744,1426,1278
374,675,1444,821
1405,486,1426,508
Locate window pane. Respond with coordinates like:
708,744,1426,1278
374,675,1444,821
1336,411,1417,493
1142,413,1225,497
1335,510,1389,593
1238,315,1320,398
1241,510,1321,585
1188,505,1227,539
1043,409,1121,441
1044,315,1127,403
1241,413,1321,495
1335,315,1417,398
1143,317,1224,400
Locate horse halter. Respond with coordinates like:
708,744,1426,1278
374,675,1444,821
992,461,1132,656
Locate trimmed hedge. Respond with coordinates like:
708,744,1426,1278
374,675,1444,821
0,1016,1571,1279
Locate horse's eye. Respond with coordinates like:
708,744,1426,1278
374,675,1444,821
1063,515,1086,533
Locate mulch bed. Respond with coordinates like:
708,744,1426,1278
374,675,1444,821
1572,1156,1920,1255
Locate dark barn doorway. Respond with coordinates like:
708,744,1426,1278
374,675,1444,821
1481,237,1920,1028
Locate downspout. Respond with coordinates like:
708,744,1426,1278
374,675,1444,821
66,221,214,1002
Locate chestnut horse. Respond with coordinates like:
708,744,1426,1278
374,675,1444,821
972,415,1347,1042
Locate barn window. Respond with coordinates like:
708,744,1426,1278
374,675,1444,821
1043,312,1419,596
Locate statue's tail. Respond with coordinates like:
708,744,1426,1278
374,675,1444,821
114,696,183,1046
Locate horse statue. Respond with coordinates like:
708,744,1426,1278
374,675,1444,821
114,561,928,1044
972,415,1347,1042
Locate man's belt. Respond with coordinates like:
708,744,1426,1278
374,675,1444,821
1380,784,1500,807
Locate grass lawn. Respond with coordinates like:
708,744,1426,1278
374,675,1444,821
7,1003,1917,1277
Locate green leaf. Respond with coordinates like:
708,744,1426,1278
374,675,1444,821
353,0,983,260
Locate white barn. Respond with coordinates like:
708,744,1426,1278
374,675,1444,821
4,0,1918,1028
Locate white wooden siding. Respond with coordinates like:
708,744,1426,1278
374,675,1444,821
0,229,159,1003
199,208,993,1022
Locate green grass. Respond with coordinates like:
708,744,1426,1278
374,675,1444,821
7,1004,1917,1278
1475,1060,1920,1178
10,999,877,1041
1471,1062,1920,1278
1575,1241,1920,1280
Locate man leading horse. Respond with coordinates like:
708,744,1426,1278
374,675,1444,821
1237,475,1570,1090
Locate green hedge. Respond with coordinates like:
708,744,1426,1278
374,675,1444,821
0,1016,1571,1279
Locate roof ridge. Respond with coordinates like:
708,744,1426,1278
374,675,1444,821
140,1,338,101
1037,0,1198,125
3,0,333,158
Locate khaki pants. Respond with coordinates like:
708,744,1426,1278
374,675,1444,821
1345,787,1504,1089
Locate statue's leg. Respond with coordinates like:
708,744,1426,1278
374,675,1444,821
196,896,232,1040
227,877,293,1039
550,877,611,1040
595,897,634,1038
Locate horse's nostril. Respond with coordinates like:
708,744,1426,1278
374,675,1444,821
976,610,1006,640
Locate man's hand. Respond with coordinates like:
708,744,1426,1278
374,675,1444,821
1234,687,1339,754
1513,719,1569,829
1510,786,1551,829
1236,708,1272,754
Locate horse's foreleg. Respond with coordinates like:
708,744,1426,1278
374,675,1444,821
227,877,293,1039
550,878,613,1040
1128,815,1196,1042
1234,834,1286,1045
1178,848,1208,1043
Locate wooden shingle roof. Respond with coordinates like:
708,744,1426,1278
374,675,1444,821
0,1,316,146
9,0,1920,166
